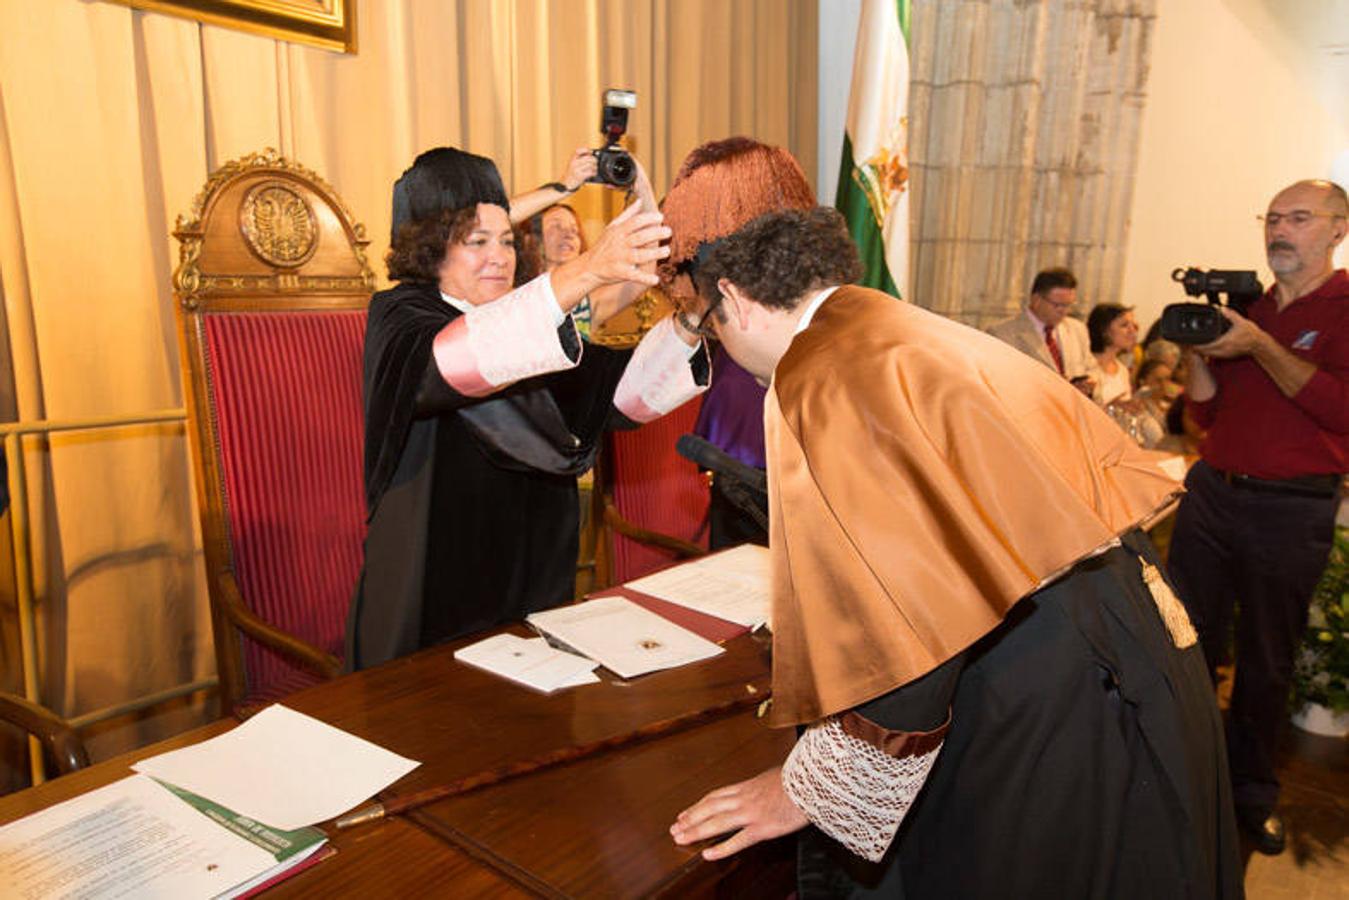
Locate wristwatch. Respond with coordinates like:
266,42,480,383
542,181,576,194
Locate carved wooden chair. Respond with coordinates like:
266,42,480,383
0,691,88,778
591,298,709,586
172,150,374,714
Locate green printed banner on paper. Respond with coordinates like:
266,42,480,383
155,779,326,862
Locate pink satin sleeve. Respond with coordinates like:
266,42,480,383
430,274,580,396
431,317,494,397
613,316,706,422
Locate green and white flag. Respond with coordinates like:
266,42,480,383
835,0,910,298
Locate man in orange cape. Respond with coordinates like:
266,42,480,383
670,208,1241,898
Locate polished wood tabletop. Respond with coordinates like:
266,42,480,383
280,627,778,795
0,628,796,898
0,718,527,898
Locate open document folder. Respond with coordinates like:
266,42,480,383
527,596,725,679
624,543,772,629
0,772,328,900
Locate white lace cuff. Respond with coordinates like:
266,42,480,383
612,316,707,422
780,716,943,863
432,274,579,396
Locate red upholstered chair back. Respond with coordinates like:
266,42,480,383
172,150,374,712
202,312,366,700
598,396,709,585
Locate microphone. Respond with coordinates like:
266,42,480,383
675,434,767,495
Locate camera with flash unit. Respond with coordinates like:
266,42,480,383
1159,267,1263,344
590,89,637,188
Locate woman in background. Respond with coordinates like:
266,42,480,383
1088,303,1168,446
519,151,660,339
1087,303,1141,405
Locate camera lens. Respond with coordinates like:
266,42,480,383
609,155,634,185
600,151,635,187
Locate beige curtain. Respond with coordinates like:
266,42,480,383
907,0,1156,325
0,0,816,788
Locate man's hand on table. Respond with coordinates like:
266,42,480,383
670,766,808,860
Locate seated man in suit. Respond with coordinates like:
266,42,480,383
988,267,1095,395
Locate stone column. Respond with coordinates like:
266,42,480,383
908,0,1156,326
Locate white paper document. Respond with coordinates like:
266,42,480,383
0,773,324,900
527,596,724,679
133,704,419,831
625,543,772,628
455,633,600,692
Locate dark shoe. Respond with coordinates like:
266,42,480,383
1237,806,1286,855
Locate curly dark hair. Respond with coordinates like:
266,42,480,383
386,206,480,283
1087,303,1133,354
512,223,543,287
693,207,861,312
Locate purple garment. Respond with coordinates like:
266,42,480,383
694,348,767,468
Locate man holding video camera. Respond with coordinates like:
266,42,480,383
1167,178,1348,855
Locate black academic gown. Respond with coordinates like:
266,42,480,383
796,531,1242,900
346,280,639,669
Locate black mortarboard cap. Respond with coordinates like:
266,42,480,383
390,147,509,242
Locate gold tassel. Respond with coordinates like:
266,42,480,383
1139,556,1197,649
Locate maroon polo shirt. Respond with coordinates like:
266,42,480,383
1188,268,1348,479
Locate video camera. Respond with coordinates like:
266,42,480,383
590,89,637,188
1158,267,1263,344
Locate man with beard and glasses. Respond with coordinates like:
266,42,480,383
1167,178,1348,855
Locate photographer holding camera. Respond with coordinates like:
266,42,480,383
511,91,649,338
1167,178,1348,855
515,152,658,338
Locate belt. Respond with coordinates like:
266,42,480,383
1210,466,1343,499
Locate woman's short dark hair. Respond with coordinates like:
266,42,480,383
694,207,862,311
386,206,480,283
1087,303,1132,354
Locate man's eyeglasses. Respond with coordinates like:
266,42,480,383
690,295,723,337
1257,210,1347,228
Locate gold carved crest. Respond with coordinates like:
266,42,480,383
239,182,319,268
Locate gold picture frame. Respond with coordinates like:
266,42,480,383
109,0,357,54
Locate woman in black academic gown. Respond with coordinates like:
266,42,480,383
347,147,707,669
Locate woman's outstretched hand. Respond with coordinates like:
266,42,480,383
581,201,670,288
549,201,669,311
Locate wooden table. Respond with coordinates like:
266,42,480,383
0,629,796,898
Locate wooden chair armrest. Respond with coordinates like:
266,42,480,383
216,571,343,680
603,497,707,559
0,692,89,775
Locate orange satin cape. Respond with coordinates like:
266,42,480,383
765,286,1182,727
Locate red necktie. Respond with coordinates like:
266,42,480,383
1044,325,1064,375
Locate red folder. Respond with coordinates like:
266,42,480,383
589,586,749,644
238,845,337,898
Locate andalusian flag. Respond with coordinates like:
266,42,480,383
835,0,910,298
